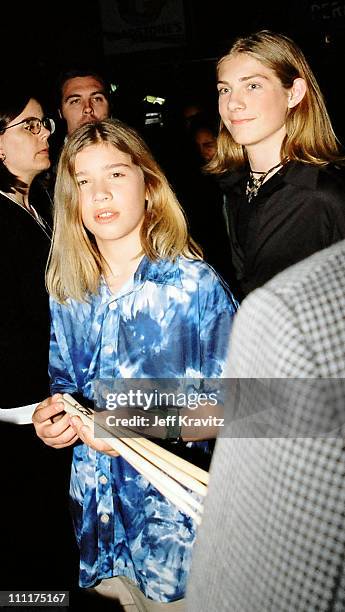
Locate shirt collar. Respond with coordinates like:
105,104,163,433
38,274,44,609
99,255,183,302
218,160,321,192
134,255,183,287
217,168,247,191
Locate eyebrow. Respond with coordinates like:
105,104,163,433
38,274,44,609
217,73,269,85
75,163,131,176
64,90,106,102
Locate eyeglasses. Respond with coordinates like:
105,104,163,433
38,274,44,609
1,116,55,135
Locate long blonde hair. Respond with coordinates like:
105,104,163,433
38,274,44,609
208,30,343,174
47,119,202,303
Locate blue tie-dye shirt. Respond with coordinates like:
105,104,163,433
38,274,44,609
49,255,237,601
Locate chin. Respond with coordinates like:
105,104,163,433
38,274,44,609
230,134,263,147
39,162,51,171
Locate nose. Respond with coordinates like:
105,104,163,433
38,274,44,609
40,125,50,141
83,99,94,115
226,91,246,112
93,180,112,203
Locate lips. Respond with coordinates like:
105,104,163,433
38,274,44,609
230,118,255,125
80,117,97,126
94,208,119,223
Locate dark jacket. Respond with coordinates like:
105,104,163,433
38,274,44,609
0,187,79,592
219,161,345,301
0,187,52,407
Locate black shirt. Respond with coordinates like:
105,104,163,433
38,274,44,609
219,161,345,301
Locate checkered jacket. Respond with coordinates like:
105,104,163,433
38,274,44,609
187,240,345,612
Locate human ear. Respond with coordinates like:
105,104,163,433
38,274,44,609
58,109,63,119
144,188,152,213
287,78,307,108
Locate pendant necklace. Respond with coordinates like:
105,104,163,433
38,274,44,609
246,160,287,203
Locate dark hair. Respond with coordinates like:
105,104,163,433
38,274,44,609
0,81,45,193
188,113,219,142
56,67,111,109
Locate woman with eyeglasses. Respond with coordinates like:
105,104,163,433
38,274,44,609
0,81,78,594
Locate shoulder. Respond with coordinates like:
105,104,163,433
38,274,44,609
229,240,345,377
0,193,51,252
177,257,238,305
49,294,93,319
280,163,345,227
287,162,345,199
177,256,228,282
314,163,345,199
0,192,17,220
150,256,238,314
177,256,218,279
216,168,247,193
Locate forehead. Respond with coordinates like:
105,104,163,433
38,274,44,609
62,76,105,99
75,142,134,170
11,98,43,123
195,128,215,143
218,53,277,82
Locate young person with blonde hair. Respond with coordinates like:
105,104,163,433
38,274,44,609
211,29,345,300
32,119,237,609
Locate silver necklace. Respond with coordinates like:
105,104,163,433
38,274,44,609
246,161,285,203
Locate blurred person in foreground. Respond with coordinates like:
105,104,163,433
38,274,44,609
187,241,345,610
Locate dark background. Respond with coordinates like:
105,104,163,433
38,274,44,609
1,4,344,601
1,0,344,141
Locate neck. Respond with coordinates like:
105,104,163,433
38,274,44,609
21,191,30,209
246,126,285,173
96,232,143,280
15,190,30,210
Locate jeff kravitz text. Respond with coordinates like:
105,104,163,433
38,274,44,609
105,414,225,428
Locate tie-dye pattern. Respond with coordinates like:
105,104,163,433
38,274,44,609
49,256,237,601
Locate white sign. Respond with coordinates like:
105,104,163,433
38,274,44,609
100,0,186,55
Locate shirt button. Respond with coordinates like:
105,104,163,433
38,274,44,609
109,302,117,310
104,345,113,354
100,513,110,524
99,475,108,485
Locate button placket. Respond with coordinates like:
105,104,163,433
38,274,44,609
96,455,114,564
100,513,110,524
99,304,120,378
